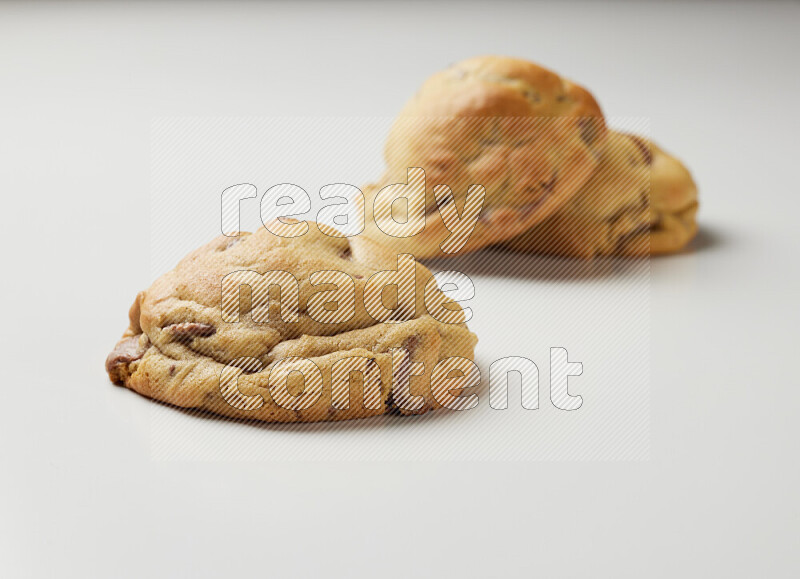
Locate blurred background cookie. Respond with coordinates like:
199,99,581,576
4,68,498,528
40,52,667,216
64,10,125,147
504,131,698,257
361,55,697,259
361,55,607,258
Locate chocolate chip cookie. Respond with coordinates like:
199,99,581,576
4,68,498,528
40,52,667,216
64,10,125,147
106,225,478,423
360,55,607,258
504,131,699,257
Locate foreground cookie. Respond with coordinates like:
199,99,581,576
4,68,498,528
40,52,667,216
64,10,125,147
504,131,699,257
361,55,607,258
106,225,478,423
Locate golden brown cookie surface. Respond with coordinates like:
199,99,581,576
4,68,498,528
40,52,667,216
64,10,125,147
106,225,478,423
504,131,699,258
361,55,607,258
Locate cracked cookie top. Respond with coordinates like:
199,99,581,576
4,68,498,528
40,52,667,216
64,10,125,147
106,225,478,423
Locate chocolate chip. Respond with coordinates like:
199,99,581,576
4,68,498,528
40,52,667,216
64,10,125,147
387,335,424,416
649,216,663,232
518,172,556,210
340,246,352,260
169,364,176,376
403,335,420,356
427,194,453,216
523,90,541,104
606,205,631,228
431,159,453,173
384,388,402,416
105,335,146,381
627,135,652,166
577,118,600,147
537,172,558,196
167,322,216,340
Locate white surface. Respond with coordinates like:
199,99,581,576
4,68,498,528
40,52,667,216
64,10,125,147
1,2,799,578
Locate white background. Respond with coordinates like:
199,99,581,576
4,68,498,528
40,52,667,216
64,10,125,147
1,2,799,577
